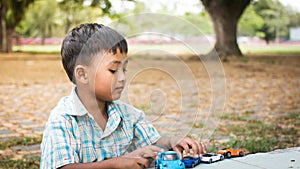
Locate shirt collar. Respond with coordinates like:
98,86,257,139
67,87,124,120
66,86,89,116
102,102,122,138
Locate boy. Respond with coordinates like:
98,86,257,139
40,23,206,169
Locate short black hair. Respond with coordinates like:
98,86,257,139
61,23,128,83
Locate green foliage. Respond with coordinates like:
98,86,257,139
238,0,300,42
239,5,264,36
16,0,103,37
16,0,58,38
286,7,300,27
181,12,214,35
253,0,290,42
4,0,35,29
58,0,104,34
132,2,149,14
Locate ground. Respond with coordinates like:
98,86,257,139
0,52,299,168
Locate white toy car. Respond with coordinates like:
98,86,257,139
201,153,224,164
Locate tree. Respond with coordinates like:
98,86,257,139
182,12,214,36
286,7,300,27
16,0,58,45
1,0,127,52
0,0,34,52
238,5,264,36
17,0,102,42
58,0,115,34
200,0,251,59
253,0,290,43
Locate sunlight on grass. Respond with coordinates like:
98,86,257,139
13,43,300,55
13,45,61,54
240,44,300,55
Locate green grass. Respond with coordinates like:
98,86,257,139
0,155,40,169
13,45,60,54
0,136,42,150
0,136,42,168
13,44,300,56
240,44,300,55
193,122,205,128
212,111,300,154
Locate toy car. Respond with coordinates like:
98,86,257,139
181,156,201,168
155,151,185,169
217,148,245,158
201,153,224,164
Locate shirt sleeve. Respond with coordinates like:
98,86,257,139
132,110,161,148
40,117,79,169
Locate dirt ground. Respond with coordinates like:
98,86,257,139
0,53,299,162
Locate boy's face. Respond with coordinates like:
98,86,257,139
88,49,128,102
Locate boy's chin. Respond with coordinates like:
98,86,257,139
111,94,122,101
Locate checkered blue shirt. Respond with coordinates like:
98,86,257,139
40,87,161,169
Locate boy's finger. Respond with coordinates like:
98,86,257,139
173,146,183,159
136,157,150,168
141,145,164,158
182,138,199,156
195,141,202,155
149,145,165,153
141,149,157,158
199,142,206,154
190,140,200,157
179,141,190,155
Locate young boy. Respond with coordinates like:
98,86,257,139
40,23,206,169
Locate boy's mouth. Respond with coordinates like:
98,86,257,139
114,86,124,92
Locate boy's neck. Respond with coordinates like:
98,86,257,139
75,87,108,131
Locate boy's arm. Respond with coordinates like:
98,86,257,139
155,136,206,159
59,156,149,169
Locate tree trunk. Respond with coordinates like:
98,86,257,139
7,29,14,53
201,0,251,59
211,11,242,59
41,25,46,45
1,3,8,52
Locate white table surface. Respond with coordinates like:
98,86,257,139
150,147,300,169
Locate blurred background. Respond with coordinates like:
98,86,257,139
0,0,299,168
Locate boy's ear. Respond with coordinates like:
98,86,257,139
74,65,88,84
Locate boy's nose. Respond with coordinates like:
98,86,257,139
118,71,126,82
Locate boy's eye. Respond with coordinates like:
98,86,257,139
123,68,127,73
109,69,117,74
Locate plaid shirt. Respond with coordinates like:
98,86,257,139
40,87,161,169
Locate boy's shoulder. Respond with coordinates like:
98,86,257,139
47,95,76,122
47,95,146,123
112,100,145,121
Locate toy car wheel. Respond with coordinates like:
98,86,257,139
209,159,213,164
192,162,195,168
226,152,231,158
220,155,224,161
239,152,244,157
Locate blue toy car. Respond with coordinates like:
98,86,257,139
155,151,185,169
181,156,201,168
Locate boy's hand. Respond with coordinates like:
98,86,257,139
170,136,206,159
114,156,150,169
124,145,164,159
123,145,164,168
59,156,152,169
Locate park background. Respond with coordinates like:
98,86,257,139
0,0,299,168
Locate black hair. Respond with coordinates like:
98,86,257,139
61,23,128,83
